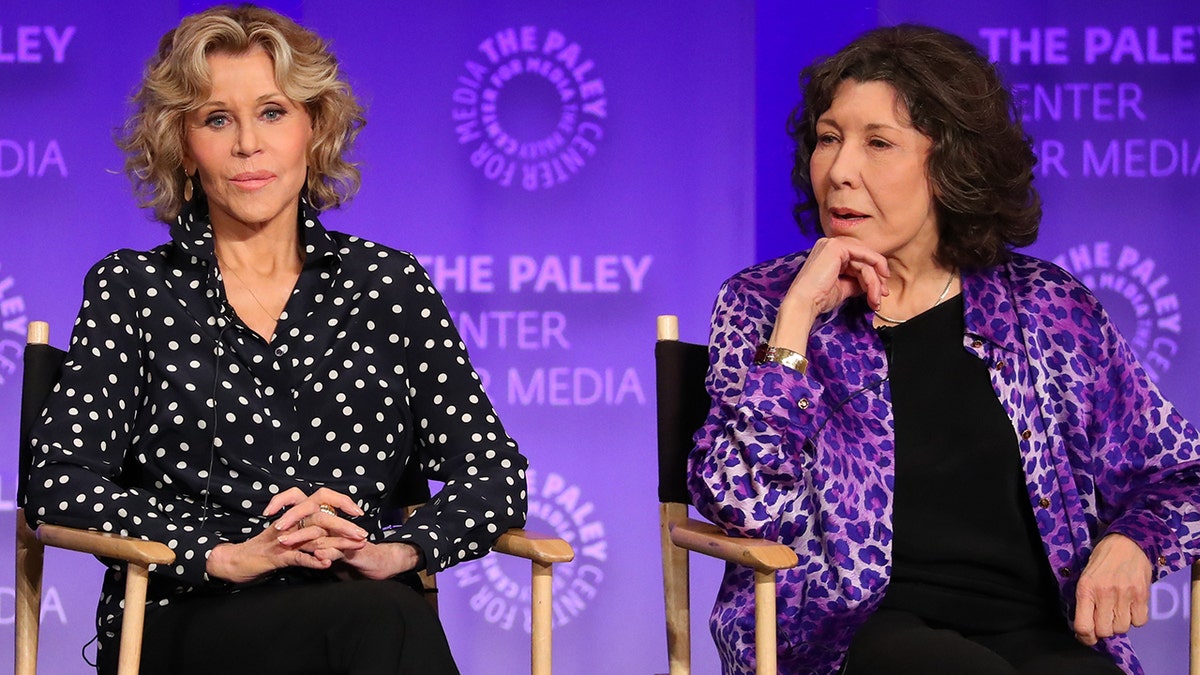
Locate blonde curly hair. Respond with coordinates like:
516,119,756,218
119,4,365,223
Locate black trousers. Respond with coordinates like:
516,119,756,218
843,609,1124,675
98,578,460,675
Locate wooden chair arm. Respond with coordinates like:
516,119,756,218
36,524,175,566
493,528,575,564
669,517,797,573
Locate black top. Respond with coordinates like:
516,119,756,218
26,201,528,651
878,294,1060,633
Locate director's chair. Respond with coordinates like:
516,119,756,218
655,314,799,675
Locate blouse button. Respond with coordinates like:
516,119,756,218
1158,554,1168,566
1021,429,1032,440
798,398,810,410
1059,567,1072,578
1038,497,1050,508
971,339,983,348
275,346,287,357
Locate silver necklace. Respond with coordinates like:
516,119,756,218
220,262,283,322
874,271,956,325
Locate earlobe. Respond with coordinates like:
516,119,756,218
927,173,942,200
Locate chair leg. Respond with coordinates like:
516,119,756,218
1191,563,1199,675
16,511,44,675
531,560,553,675
116,563,152,675
754,570,777,675
661,503,691,675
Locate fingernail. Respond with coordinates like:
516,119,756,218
357,529,369,539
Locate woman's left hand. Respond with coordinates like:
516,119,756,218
264,486,423,579
1073,533,1152,645
319,541,424,581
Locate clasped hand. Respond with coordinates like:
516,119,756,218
206,486,421,584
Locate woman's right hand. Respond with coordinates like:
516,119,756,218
770,237,890,352
205,487,370,584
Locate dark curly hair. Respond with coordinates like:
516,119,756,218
788,24,1040,268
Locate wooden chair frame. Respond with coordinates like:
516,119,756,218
1194,565,1200,675
403,503,574,675
17,320,176,675
656,314,798,675
16,320,573,675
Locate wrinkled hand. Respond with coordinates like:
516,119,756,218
327,541,424,581
1073,533,1152,646
205,487,369,584
792,237,891,314
771,237,890,352
268,486,422,580
264,486,365,532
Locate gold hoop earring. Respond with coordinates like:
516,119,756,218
183,171,195,202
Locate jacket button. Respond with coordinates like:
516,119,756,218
972,339,983,348
1021,429,1032,440
1038,497,1050,508
798,398,810,410
1059,567,1072,577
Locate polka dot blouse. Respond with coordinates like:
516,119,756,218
26,202,528,637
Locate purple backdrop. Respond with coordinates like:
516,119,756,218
2,1,1198,673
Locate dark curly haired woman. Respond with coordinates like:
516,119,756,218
689,24,1200,675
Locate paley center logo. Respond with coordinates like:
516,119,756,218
452,467,606,632
452,26,608,191
1052,241,1181,382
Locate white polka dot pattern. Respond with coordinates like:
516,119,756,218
26,204,528,641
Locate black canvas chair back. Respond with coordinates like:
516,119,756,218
18,328,65,508
654,338,710,506
380,452,434,523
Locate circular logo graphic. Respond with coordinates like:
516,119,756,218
0,263,28,390
451,26,607,191
451,468,606,632
1052,241,1181,382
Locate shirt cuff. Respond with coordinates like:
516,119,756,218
739,362,818,429
1104,510,1179,580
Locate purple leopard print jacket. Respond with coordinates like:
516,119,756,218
688,251,1200,675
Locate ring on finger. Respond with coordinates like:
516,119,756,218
298,517,308,529
318,504,337,517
